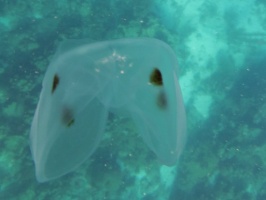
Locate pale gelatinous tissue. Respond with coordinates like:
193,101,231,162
30,38,186,182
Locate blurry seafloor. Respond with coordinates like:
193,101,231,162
0,0,266,199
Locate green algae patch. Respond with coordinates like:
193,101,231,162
3,102,24,118
0,17,12,31
0,89,8,104
16,79,35,93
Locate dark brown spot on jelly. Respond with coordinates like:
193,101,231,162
52,74,59,94
150,68,163,86
157,90,167,109
67,119,75,127
62,106,75,127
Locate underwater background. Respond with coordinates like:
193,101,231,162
0,0,266,199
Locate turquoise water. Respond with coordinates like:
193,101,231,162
0,0,266,199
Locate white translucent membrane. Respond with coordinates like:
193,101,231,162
30,38,186,182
